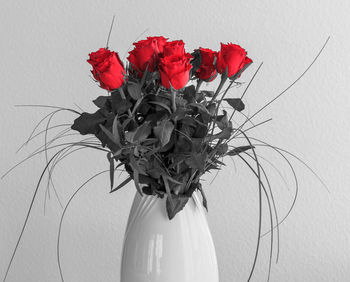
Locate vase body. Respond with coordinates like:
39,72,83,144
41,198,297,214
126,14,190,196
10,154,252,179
120,191,219,282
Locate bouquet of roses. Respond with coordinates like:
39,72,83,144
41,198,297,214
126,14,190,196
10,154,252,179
2,23,331,281
71,36,254,219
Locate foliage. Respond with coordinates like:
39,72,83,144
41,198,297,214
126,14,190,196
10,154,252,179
2,32,330,282
72,54,253,219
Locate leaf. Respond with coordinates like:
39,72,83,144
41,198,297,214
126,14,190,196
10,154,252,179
166,194,189,220
148,101,172,114
145,168,161,179
166,175,183,185
153,120,174,147
107,153,114,189
226,145,255,156
171,173,189,195
205,127,233,142
193,122,207,138
205,163,219,171
127,82,142,100
111,91,133,114
130,153,147,175
71,110,106,135
187,103,212,116
216,143,229,156
93,96,109,108
206,103,216,116
141,138,158,146
198,184,208,211
224,98,245,111
99,124,119,145
124,131,134,143
122,117,137,131
213,158,226,166
216,110,229,130
131,96,144,115
180,116,197,128
162,174,174,209
133,121,152,143
183,85,196,103
125,122,151,144
144,155,162,176
112,115,122,147
116,100,133,114
177,97,188,109
130,162,142,196
185,152,207,172
96,130,116,151
110,176,132,193
170,107,191,122
185,182,198,197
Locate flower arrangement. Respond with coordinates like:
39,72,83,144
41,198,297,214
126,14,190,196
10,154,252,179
2,23,329,280
71,36,254,219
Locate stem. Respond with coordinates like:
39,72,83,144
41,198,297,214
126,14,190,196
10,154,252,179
195,80,203,94
210,74,227,103
106,15,116,49
118,87,127,99
236,36,330,130
203,80,234,154
228,62,263,122
210,80,234,133
171,88,177,112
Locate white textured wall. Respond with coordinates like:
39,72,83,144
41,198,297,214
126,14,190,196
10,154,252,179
1,1,350,281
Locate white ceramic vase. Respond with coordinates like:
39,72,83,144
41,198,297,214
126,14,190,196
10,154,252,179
120,191,219,282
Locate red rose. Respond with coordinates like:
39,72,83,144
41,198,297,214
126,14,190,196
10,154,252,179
135,36,168,53
216,43,252,78
159,53,192,90
87,48,125,91
128,36,168,77
195,47,217,81
162,40,185,57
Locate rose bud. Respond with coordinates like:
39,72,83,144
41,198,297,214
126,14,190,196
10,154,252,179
216,43,252,79
162,40,186,57
195,47,218,82
159,53,193,90
87,48,125,91
128,36,168,77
